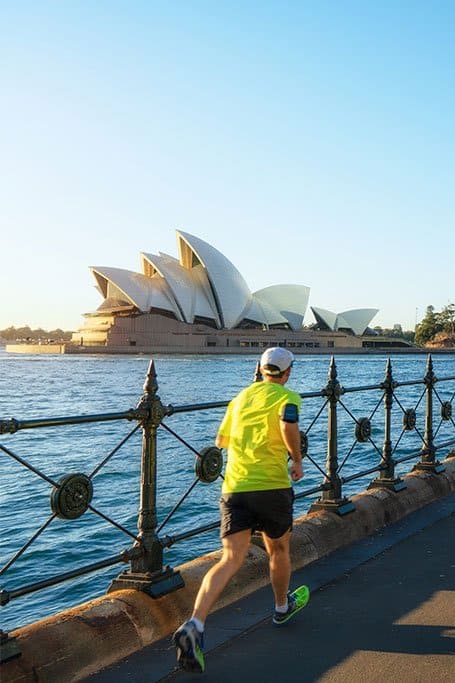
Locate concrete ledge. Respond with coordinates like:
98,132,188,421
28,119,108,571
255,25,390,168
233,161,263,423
4,458,455,682
6,344,65,354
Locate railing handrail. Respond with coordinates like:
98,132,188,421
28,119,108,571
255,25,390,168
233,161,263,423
2,372,453,431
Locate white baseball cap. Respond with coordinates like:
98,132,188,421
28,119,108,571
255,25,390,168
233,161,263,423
260,347,295,375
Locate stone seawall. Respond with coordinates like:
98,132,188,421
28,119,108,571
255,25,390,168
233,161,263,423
6,343,452,356
3,457,455,683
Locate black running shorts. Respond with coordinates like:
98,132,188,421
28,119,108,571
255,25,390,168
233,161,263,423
220,488,294,539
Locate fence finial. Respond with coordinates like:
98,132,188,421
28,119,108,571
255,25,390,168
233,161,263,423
143,359,158,396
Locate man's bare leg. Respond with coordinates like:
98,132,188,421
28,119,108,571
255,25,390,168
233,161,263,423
261,530,291,606
192,529,251,623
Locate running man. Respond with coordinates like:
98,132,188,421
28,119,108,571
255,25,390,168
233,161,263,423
173,347,309,672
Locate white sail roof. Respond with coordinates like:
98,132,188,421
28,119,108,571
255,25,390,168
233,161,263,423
242,297,289,327
140,252,212,324
311,306,378,335
311,307,338,331
254,285,310,331
177,230,252,329
90,266,181,318
82,232,385,336
338,309,379,336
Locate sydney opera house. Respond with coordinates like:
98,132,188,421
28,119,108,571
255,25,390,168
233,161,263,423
71,231,405,353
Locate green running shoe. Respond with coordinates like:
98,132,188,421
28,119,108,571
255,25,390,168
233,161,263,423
173,620,205,672
273,584,310,625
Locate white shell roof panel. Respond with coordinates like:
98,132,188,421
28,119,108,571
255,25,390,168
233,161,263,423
177,230,252,329
190,264,221,325
338,309,379,335
311,307,338,331
254,285,310,331
243,297,289,326
141,253,194,323
90,266,180,318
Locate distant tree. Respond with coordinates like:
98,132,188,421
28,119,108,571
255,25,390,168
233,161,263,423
49,328,72,340
15,326,33,340
402,330,416,343
438,303,455,334
372,325,414,341
415,305,443,345
0,326,73,342
0,326,18,341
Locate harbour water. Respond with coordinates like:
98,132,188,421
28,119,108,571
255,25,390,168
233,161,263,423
1,350,454,631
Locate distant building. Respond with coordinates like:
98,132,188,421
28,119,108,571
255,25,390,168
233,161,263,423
84,230,310,331
71,231,410,353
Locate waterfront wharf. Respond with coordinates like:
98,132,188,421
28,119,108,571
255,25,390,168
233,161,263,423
86,495,454,683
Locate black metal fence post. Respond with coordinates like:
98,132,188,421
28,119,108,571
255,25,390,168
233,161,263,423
369,358,406,492
134,360,164,573
413,355,445,474
108,361,184,597
310,357,354,515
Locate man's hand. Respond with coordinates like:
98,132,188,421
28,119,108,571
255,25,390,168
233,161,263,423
216,434,229,449
290,461,303,481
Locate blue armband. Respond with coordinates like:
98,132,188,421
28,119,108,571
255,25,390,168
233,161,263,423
280,403,299,423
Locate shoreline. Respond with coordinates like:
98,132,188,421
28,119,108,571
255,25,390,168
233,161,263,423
3,343,455,356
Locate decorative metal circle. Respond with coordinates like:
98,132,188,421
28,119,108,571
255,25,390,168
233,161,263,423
195,447,223,483
300,431,308,458
403,408,417,431
441,401,452,420
51,473,93,520
355,417,371,442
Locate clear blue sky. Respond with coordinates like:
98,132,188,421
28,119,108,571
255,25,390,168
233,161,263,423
1,1,453,332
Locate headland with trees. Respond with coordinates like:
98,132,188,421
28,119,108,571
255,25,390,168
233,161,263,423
414,304,455,348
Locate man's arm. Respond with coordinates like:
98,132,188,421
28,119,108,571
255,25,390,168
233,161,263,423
280,420,303,482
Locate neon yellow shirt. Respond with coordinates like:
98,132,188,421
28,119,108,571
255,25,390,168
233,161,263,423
218,382,301,493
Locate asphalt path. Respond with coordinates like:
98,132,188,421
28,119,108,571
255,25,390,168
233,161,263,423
86,494,454,683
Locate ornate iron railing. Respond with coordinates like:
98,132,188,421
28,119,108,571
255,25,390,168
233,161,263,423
0,354,454,658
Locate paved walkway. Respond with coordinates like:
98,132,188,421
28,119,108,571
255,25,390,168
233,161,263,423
86,495,455,683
